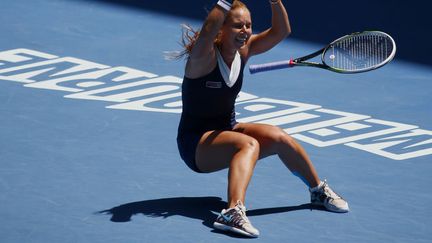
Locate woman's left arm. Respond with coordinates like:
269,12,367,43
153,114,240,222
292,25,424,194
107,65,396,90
246,0,291,59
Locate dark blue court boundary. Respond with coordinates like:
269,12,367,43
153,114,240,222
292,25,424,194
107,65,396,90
83,0,432,66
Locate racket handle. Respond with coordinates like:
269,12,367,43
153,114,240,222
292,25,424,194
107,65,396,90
249,59,294,74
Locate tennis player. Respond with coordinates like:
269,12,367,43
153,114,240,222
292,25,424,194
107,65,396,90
175,0,349,237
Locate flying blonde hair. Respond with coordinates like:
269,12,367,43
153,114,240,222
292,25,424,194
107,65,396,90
165,0,248,60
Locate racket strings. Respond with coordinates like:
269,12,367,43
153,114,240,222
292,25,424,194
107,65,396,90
324,32,394,72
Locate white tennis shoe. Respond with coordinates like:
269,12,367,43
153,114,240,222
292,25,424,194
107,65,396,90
213,200,259,238
310,180,349,213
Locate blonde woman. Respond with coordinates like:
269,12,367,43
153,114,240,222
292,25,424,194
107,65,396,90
176,0,349,237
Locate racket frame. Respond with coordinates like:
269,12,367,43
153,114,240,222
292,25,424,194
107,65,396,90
250,31,397,74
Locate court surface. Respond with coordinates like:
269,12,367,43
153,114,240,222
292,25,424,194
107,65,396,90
1,0,431,242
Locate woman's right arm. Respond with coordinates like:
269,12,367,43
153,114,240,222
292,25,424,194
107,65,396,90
185,4,229,78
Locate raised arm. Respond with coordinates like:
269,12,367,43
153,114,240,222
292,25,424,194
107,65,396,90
185,1,232,78
246,0,291,59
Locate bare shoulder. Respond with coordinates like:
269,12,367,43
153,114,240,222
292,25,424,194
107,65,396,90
239,36,257,63
185,50,217,79
246,30,288,58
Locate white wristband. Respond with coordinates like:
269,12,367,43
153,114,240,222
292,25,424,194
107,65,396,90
217,0,232,11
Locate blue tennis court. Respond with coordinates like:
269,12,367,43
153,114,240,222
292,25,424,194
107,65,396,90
1,0,431,242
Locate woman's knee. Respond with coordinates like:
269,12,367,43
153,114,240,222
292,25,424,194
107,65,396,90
237,136,260,157
269,127,298,150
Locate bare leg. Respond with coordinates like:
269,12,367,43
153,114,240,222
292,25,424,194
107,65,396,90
234,123,320,188
195,130,260,208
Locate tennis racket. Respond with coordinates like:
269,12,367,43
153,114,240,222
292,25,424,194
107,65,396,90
249,31,396,74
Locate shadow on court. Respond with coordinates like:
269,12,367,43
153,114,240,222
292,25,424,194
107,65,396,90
97,196,327,237
98,197,225,227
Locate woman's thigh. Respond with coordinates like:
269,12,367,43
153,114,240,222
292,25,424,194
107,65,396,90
195,130,259,173
233,122,286,158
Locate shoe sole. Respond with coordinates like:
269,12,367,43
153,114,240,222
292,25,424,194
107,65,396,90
213,222,259,238
312,201,350,213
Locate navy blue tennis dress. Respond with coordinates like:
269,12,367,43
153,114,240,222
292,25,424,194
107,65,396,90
177,59,245,173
